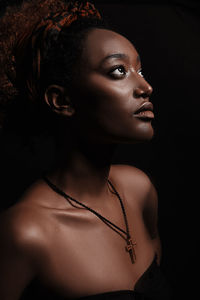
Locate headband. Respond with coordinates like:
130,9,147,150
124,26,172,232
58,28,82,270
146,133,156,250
13,0,101,101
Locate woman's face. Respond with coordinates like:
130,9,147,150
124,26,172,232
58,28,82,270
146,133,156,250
70,28,154,144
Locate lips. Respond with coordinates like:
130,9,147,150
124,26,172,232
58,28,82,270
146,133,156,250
133,102,154,120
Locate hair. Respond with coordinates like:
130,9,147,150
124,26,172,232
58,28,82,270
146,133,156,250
0,0,109,134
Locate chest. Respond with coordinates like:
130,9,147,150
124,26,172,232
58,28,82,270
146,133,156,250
36,203,155,299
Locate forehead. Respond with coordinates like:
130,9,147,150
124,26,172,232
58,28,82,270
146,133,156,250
81,28,139,66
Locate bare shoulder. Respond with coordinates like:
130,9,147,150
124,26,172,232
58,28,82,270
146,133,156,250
111,164,159,244
0,175,66,261
0,188,53,298
0,175,71,253
110,164,156,204
0,199,50,263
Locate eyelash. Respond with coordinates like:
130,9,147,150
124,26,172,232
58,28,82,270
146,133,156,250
108,65,127,79
108,65,144,79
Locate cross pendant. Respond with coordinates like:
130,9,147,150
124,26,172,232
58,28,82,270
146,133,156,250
125,237,136,264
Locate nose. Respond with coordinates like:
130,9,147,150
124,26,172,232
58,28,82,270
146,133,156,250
133,79,153,99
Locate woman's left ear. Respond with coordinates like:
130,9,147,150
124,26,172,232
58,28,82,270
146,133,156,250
44,85,75,116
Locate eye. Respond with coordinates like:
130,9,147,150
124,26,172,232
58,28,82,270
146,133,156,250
108,65,127,79
137,69,144,77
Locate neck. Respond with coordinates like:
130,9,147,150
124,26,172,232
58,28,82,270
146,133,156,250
47,131,116,203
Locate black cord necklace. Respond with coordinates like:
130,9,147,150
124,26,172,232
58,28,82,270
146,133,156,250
43,175,136,264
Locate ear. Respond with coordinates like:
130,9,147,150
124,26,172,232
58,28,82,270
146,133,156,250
44,85,75,116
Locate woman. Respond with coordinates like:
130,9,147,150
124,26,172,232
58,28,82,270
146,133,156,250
0,0,172,299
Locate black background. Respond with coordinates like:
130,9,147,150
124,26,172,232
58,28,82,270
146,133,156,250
0,1,200,299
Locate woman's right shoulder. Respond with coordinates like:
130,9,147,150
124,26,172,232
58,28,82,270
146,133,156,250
0,193,50,259
0,189,51,298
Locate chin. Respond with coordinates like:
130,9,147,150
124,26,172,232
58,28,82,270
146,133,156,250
120,122,155,144
134,121,154,140
140,127,154,141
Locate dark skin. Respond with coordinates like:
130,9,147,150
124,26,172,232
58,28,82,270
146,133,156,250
0,28,160,300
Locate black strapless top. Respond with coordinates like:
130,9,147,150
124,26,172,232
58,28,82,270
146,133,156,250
20,256,172,300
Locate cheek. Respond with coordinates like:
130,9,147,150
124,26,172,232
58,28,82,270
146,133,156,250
77,74,134,116
73,75,154,142
83,76,140,132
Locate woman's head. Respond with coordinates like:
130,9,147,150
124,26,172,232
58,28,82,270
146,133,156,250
55,27,154,145
0,0,154,143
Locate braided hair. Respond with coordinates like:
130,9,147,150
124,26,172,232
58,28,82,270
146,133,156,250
0,0,108,133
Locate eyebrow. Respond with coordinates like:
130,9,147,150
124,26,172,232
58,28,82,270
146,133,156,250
101,53,141,64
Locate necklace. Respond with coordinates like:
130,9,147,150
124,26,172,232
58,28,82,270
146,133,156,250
43,175,137,264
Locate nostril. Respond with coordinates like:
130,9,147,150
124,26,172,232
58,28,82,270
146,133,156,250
134,88,149,99
134,87,143,98
134,84,153,98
